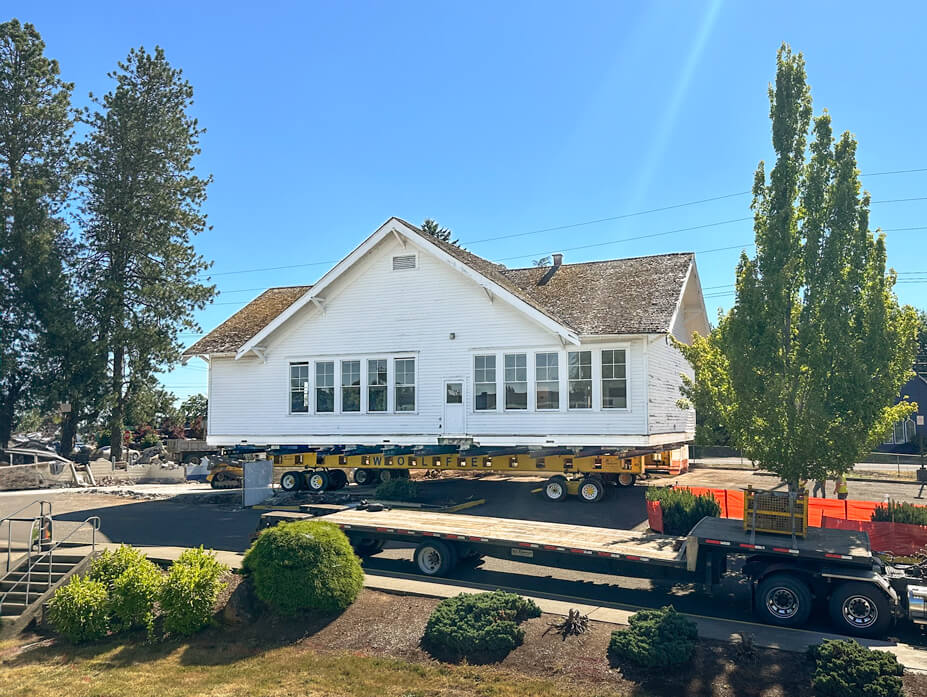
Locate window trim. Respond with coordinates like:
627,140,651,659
288,362,310,414
314,360,336,413
340,359,361,413
393,356,416,412
567,350,593,411
601,348,629,410
534,351,560,411
366,357,388,414
473,353,498,412
503,352,528,411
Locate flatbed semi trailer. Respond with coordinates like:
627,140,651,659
259,507,927,638
270,444,689,503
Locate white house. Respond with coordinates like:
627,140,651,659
184,217,710,450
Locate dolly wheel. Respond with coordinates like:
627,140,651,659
306,470,330,492
617,473,637,488
353,468,376,486
544,475,568,502
279,471,303,492
579,476,606,503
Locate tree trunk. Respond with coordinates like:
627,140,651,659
0,396,13,450
59,404,80,457
109,345,125,461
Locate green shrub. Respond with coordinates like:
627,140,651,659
108,557,164,633
872,501,927,525
242,520,363,615
47,576,110,643
375,477,418,501
159,547,228,636
645,487,721,535
421,590,541,664
808,639,904,697
89,545,151,590
139,429,161,448
607,606,697,668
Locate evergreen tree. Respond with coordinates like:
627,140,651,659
678,45,918,485
80,46,215,461
421,218,458,246
0,20,76,447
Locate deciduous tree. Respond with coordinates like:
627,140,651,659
678,46,918,485
80,46,215,461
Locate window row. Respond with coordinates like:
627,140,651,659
290,357,415,414
473,349,627,411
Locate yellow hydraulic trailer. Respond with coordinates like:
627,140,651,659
272,445,688,503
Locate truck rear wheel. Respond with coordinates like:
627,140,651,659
755,573,812,628
279,471,304,492
306,470,330,492
414,540,457,576
617,473,637,488
353,468,376,486
579,476,606,503
544,475,568,502
352,537,385,557
828,581,892,637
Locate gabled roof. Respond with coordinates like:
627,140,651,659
184,286,311,355
183,217,702,358
500,253,694,335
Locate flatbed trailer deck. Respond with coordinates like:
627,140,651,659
258,506,927,638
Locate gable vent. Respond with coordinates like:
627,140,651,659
392,254,417,271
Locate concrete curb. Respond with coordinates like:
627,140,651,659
690,465,919,487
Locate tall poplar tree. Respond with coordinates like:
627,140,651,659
0,20,75,447
81,46,215,461
679,45,918,485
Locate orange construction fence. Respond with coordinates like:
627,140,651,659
677,487,885,527
822,517,927,556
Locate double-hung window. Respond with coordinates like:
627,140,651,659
601,349,627,409
535,352,559,410
367,359,387,412
341,360,361,412
394,358,415,411
567,351,592,409
315,361,334,412
474,355,497,410
504,353,527,409
289,362,309,413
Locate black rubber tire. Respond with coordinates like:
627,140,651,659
305,470,330,492
617,473,637,488
352,537,385,557
279,470,303,492
353,468,376,486
413,540,457,576
378,469,394,483
543,475,568,502
209,474,224,489
578,476,606,503
755,573,813,628
329,469,348,490
828,581,892,638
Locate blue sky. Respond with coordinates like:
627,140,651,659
10,1,927,402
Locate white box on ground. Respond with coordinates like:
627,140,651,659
242,460,273,507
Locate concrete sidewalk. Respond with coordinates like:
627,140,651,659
121,543,927,672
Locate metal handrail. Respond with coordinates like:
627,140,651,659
0,516,100,616
1,500,52,572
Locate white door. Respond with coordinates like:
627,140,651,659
443,380,466,435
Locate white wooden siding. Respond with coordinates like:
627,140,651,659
206,235,690,447
646,336,695,437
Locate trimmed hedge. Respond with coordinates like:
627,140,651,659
47,576,110,643
160,547,228,636
645,487,721,535
808,639,904,697
242,519,363,615
872,501,927,525
89,545,151,589
375,477,418,501
421,590,541,664
607,606,697,668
